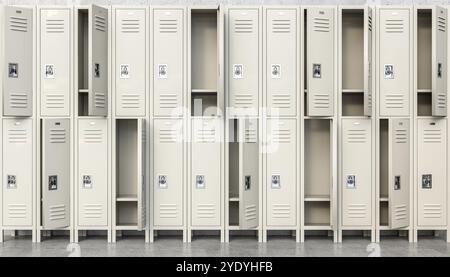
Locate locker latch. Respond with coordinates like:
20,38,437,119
8,63,18,78
48,175,58,191
313,64,321,78
233,64,243,79
245,175,251,191
384,64,394,79
158,175,168,189
120,64,130,79
271,175,280,189
422,174,432,189
44,64,55,79
438,63,443,78
394,175,401,190
196,175,205,189
82,175,93,189
7,175,17,189
271,64,281,79
158,64,168,79
94,63,100,78
346,175,356,189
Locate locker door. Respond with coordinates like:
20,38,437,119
266,118,296,227
40,8,71,117
153,8,184,117
239,118,258,229
432,6,447,116
389,118,410,229
228,8,260,116
191,118,221,227
78,119,108,226
42,119,70,228
3,7,33,117
266,8,297,117
307,7,335,116
153,119,183,227
137,119,145,230
379,9,411,117
364,7,373,116
417,119,447,226
342,118,371,227
2,119,33,226
89,5,108,116
115,8,146,117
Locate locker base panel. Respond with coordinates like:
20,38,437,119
114,225,143,231
415,226,447,231
378,226,411,231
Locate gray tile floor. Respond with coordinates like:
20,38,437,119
1,235,450,257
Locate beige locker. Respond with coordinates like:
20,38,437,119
153,8,185,117
306,7,335,116
227,8,260,116
3,6,33,117
40,8,71,117
2,118,33,226
266,118,297,227
191,118,221,227
139,119,146,230
240,118,259,229
342,118,372,227
42,119,70,229
153,119,183,227
389,118,410,228
114,8,146,117
265,8,297,117
78,118,108,226
365,7,373,116
417,118,447,226
432,7,447,116
378,8,411,117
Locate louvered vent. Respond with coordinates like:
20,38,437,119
9,16,28,32
94,92,106,109
195,127,217,143
159,204,178,219
83,204,103,218
244,204,257,221
49,204,66,221
159,127,179,143
385,19,404,33
245,127,257,143
346,128,368,143
159,19,178,33
394,128,407,144
46,19,64,33
272,94,291,109
422,128,442,143
271,127,291,143
158,94,178,109
271,204,291,218
121,19,140,33
49,128,67,144
8,128,28,143
272,19,291,33
436,93,446,109
94,15,106,32
45,93,65,109
82,129,103,143
312,93,331,109
234,94,254,108
234,19,253,33
368,15,372,32
313,16,330,32
438,16,446,32
120,93,142,109
393,204,407,221
423,204,442,219
9,93,29,109
196,204,215,218
8,204,27,219
385,94,405,109
347,204,367,218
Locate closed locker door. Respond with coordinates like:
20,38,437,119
389,118,410,228
153,119,183,227
306,7,335,116
265,8,297,117
42,119,70,228
2,118,33,226
379,9,411,117
153,8,184,117
78,119,108,226
137,119,145,230
239,118,258,229
89,5,108,116
115,9,146,117
191,118,221,227
364,7,373,116
418,118,447,226
3,7,33,117
228,8,260,115
342,118,371,227
266,118,296,227
432,6,447,116
40,8,71,117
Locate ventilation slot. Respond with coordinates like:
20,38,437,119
393,204,407,221
271,94,291,108
94,15,106,32
159,204,178,219
234,19,253,33
423,129,442,143
82,129,103,143
49,204,66,221
45,94,65,109
196,128,216,143
271,204,291,218
438,16,446,32
436,93,446,109
9,93,29,109
8,204,27,219
94,92,106,109
313,17,330,32
347,204,367,218
271,128,291,143
385,19,404,33
83,204,103,218
9,16,27,32
394,128,407,144
159,19,178,33
244,205,257,221
49,129,67,144
368,16,372,32
46,19,65,33
272,19,291,33
159,94,178,109
158,128,179,143
385,94,405,109
423,204,442,219
8,129,28,143
121,19,140,33
120,94,142,109
234,94,254,108
346,129,368,143
245,128,257,143
196,204,215,218
312,94,330,109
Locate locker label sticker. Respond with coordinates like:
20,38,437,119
82,175,92,189
158,64,168,79
120,64,130,79
394,175,401,190
7,175,17,189
422,174,432,189
94,63,100,78
245,175,251,191
271,175,280,189
346,175,356,189
48,175,58,191
438,63,443,78
271,64,281,79
384,64,394,79
313,64,321,78
158,175,168,189
233,64,243,79
8,63,18,78
196,175,205,189
44,64,55,79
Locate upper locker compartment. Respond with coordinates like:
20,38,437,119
153,8,185,117
114,8,147,117
77,5,108,116
40,8,71,117
432,6,447,116
3,6,33,117
378,8,411,117
306,7,335,117
228,8,260,117
265,8,297,117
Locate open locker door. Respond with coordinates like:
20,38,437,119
89,5,108,116
42,119,70,229
364,6,373,116
239,118,259,229
389,118,410,229
137,119,146,230
3,6,33,117
432,6,447,117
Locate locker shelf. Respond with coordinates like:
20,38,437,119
191,89,218,93
379,196,388,202
116,195,138,202
116,224,139,230
228,225,240,230
79,89,88,93
303,224,333,230
304,195,331,202
342,89,364,93
417,89,431,93
229,197,239,202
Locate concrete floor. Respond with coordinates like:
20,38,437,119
1,235,450,256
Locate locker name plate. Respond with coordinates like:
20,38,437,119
438,63,443,78
196,175,205,189
384,64,394,79
7,175,17,189
313,64,321,78
94,63,100,78
271,175,280,189
346,175,356,189
158,175,168,189
8,63,18,78
82,175,93,189
422,174,432,189
44,64,55,79
120,64,130,79
271,64,281,79
245,175,251,191
48,175,58,191
158,64,168,79
233,64,243,79
394,175,401,190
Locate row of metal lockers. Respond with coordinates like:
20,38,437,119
0,4,449,244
